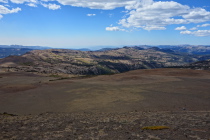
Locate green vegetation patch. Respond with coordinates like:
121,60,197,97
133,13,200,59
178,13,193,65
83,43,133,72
96,64,115,75
141,126,170,130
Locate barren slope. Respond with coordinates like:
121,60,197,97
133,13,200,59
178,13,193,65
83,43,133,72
0,68,210,115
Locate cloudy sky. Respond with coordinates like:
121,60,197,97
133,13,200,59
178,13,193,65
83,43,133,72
0,0,210,48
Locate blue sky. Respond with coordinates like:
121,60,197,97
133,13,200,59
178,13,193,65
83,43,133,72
0,0,210,48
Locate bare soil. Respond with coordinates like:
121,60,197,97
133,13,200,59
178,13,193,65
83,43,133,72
0,68,210,139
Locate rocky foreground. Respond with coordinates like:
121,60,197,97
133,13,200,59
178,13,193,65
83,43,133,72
1,111,210,140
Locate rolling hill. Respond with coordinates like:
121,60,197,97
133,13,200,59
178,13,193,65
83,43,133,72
0,46,206,75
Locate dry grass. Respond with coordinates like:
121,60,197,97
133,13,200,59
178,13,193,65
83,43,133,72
142,126,170,130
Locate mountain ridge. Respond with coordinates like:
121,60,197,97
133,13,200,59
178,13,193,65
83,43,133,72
1,46,209,75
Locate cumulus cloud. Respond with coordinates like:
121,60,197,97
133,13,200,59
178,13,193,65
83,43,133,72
0,5,21,19
27,3,37,7
10,0,28,4
180,30,210,36
87,14,96,16
55,0,136,10
180,30,192,35
182,8,210,23
119,0,210,30
0,0,8,3
143,26,166,31
0,5,21,14
4,0,210,32
175,26,187,30
106,26,125,31
41,3,61,10
10,0,38,4
119,1,189,30
197,23,210,27
190,27,197,30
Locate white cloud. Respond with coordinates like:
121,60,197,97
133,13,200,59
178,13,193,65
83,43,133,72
56,0,136,10
41,0,56,2
175,26,187,30
143,26,166,31
10,0,28,4
10,0,38,4
0,5,21,14
106,26,125,31
41,3,61,10
87,14,96,16
182,8,210,23
27,3,37,7
119,1,190,30
197,23,210,27
0,5,21,19
4,0,210,33
190,27,197,30
180,30,210,36
118,1,210,31
180,30,192,35
0,0,8,3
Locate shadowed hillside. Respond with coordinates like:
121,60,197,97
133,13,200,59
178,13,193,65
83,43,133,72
179,59,210,70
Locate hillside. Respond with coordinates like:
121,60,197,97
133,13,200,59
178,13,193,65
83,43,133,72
183,59,210,70
0,47,202,75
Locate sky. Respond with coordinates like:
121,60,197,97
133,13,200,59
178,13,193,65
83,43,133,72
0,0,210,48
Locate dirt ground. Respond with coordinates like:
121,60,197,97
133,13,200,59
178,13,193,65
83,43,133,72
0,68,210,114
0,68,210,139
1,111,210,140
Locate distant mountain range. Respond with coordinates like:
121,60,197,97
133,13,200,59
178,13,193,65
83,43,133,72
0,48,33,58
156,45,210,55
1,45,210,75
1,45,210,58
0,45,51,50
0,45,51,58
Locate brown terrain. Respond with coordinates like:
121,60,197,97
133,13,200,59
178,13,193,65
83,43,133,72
0,68,210,139
185,59,210,70
0,47,201,75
